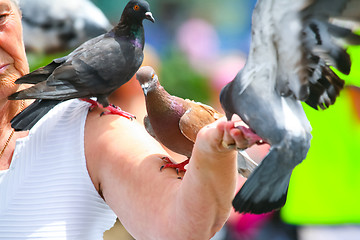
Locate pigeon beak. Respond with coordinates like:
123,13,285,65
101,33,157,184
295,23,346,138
141,83,149,96
145,12,155,23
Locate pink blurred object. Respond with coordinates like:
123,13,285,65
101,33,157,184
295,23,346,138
176,18,220,69
210,54,246,93
227,212,273,239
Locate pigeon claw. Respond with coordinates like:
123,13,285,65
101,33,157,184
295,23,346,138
102,104,136,120
238,126,267,146
160,157,189,174
80,99,136,120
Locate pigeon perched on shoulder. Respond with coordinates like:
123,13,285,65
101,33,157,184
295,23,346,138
10,0,155,131
136,66,225,172
20,0,113,53
220,0,360,214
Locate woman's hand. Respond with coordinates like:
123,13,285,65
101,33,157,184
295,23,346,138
195,116,252,155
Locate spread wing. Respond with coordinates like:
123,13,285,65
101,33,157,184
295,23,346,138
271,0,360,109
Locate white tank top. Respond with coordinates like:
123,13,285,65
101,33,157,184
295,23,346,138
0,99,117,239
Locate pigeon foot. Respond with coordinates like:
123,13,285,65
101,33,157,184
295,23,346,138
81,99,136,120
238,126,266,146
160,157,189,174
81,98,99,111
101,104,136,120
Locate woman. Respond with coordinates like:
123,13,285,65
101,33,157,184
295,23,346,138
0,0,251,239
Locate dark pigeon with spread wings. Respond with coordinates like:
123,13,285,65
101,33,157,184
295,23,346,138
9,0,154,131
220,0,360,214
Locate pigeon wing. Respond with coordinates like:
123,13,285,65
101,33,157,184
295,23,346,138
14,59,65,84
300,0,360,109
273,0,360,108
143,115,158,140
268,0,360,109
10,34,135,102
179,100,223,143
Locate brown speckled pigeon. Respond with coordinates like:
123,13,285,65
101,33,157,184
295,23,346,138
136,66,224,172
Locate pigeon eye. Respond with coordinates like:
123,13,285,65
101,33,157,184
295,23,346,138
133,5,140,11
152,74,155,78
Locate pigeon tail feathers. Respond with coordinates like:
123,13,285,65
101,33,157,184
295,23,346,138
233,148,293,214
8,81,87,101
233,129,311,214
11,99,62,131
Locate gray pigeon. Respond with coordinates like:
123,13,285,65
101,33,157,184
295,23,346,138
20,0,112,53
9,0,154,131
220,0,360,214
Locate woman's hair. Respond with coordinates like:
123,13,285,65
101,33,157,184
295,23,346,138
10,0,20,12
11,0,19,7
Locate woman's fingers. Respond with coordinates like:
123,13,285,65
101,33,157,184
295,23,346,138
222,121,250,150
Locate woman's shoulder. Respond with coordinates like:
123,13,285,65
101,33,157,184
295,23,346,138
84,107,168,193
27,99,89,134
84,108,158,152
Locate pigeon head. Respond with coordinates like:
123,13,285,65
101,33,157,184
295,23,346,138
121,0,155,25
136,66,159,96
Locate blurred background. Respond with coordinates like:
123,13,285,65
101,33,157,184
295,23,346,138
21,0,360,239
25,0,257,106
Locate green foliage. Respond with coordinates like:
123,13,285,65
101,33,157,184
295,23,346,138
159,50,212,103
27,51,71,72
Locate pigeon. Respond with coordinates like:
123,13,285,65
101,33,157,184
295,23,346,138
136,66,225,172
220,0,360,214
9,0,155,131
20,0,113,53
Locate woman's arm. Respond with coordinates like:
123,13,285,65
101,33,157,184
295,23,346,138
85,108,248,240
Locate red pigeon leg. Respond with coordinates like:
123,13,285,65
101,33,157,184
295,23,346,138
160,157,189,174
101,104,136,120
238,126,267,146
81,99,135,120
81,98,100,110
